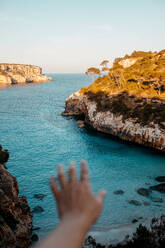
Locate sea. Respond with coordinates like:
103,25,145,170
0,73,165,245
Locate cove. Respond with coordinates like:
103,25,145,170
0,74,165,242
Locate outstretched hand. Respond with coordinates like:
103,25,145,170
37,161,106,248
50,160,106,232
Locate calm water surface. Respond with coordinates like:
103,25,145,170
0,74,165,241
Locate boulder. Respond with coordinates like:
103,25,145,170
155,176,165,182
136,188,151,197
132,219,138,223
113,190,124,195
33,194,47,200
128,200,142,206
31,233,39,242
143,201,151,206
32,206,44,213
150,183,165,193
77,120,85,128
151,197,163,203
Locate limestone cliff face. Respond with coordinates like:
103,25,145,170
63,92,165,152
0,162,33,248
0,63,52,85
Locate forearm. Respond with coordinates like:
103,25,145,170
37,217,89,248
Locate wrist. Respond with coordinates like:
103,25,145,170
60,214,91,234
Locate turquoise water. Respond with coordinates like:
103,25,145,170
0,74,165,242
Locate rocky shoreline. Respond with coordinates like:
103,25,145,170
0,63,52,86
0,145,33,248
62,91,165,152
84,216,165,247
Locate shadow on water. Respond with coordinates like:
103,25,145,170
81,124,165,157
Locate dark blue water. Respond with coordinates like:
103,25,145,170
0,74,165,241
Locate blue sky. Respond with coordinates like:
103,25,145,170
0,0,165,73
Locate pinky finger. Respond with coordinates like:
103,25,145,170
50,176,59,199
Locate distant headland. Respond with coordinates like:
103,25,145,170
0,63,52,86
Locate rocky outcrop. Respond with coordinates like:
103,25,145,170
0,63,52,85
0,146,33,248
62,91,165,152
62,50,165,151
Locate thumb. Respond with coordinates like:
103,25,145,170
96,190,106,203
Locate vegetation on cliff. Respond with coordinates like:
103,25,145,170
85,67,101,82
81,50,165,100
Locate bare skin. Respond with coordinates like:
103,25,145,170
37,161,106,248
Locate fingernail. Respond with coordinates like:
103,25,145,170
80,160,88,167
69,161,76,169
102,190,107,195
81,159,86,164
58,164,64,174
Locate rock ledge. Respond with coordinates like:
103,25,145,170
0,160,33,247
63,91,165,152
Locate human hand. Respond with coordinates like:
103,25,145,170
50,160,106,232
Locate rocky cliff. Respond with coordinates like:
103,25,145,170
62,50,165,152
0,63,52,85
0,146,33,248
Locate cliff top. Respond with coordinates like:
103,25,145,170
80,50,165,100
0,63,41,68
